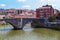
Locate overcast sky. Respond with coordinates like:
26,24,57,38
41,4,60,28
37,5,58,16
0,0,60,10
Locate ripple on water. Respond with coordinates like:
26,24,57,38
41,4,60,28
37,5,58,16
0,25,60,40
23,28,34,31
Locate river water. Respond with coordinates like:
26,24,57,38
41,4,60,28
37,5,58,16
0,25,60,40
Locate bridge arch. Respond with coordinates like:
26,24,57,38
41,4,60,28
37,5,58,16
0,18,22,30
21,18,42,28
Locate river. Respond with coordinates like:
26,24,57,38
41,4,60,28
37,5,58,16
0,24,60,40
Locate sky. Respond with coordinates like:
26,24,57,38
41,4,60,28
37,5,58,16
0,0,60,10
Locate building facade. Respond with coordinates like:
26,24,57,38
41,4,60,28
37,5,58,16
0,9,5,15
8,9,36,18
0,5,59,19
54,9,59,16
36,5,54,18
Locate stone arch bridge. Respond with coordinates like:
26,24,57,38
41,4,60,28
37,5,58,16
0,18,46,30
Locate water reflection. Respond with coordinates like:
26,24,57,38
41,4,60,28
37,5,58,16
0,25,60,40
23,28,33,31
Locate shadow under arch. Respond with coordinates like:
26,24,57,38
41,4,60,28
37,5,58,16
5,21,19,30
21,18,34,29
0,18,22,30
23,22,32,29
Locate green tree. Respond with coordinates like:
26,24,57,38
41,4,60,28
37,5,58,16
48,15,57,22
56,12,60,20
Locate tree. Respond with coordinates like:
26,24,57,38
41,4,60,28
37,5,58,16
48,15,57,22
56,12,60,20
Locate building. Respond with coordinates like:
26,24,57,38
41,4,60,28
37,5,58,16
54,9,59,16
0,5,59,19
0,15,5,19
4,9,17,14
8,9,36,18
36,5,54,18
0,9,5,15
